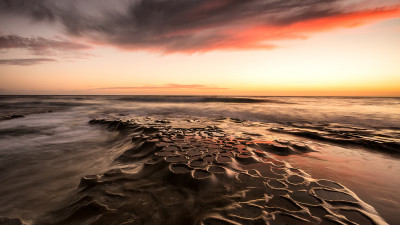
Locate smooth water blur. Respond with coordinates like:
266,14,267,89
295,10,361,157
0,106,133,222
1,96,400,128
273,138,400,224
99,96,400,128
0,95,399,224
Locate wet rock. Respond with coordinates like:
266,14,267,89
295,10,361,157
317,180,344,189
290,191,321,205
170,164,191,174
339,209,375,225
207,165,226,174
313,189,357,202
202,217,240,225
189,159,208,168
266,179,287,189
227,203,263,219
235,154,259,165
78,175,100,188
287,175,305,185
165,155,187,163
269,213,312,225
215,156,232,164
266,196,303,211
37,119,386,225
192,169,211,179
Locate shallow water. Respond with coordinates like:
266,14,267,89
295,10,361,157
0,95,399,224
273,137,400,224
0,107,131,222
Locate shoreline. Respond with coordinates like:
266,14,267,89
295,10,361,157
15,118,387,225
0,96,398,224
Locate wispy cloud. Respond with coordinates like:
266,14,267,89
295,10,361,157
0,34,91,56
95,83,228,90
0,58,56,66
1,0,399,53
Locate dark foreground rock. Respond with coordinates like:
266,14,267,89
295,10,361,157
35,119,387,225
270,123,400,154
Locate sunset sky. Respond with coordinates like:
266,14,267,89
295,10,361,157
0,0,399,96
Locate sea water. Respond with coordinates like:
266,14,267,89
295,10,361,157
0,96,399,224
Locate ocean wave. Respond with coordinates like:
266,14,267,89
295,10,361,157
115,96,288,103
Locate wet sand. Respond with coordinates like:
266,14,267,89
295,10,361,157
3,118,386,225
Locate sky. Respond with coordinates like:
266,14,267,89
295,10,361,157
0,0,399,96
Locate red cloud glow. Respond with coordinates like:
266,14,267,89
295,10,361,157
165,6,400,53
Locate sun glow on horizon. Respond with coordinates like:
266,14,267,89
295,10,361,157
0,1,399,96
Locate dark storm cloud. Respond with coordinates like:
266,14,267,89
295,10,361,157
0,58,56,66
0,34,91,55
0,0,398,52
0,0,55,21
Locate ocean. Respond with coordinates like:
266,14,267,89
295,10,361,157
0,95,399,225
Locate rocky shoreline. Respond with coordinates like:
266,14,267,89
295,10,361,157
17,118,386,225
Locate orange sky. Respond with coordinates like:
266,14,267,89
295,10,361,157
0,0,399,96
